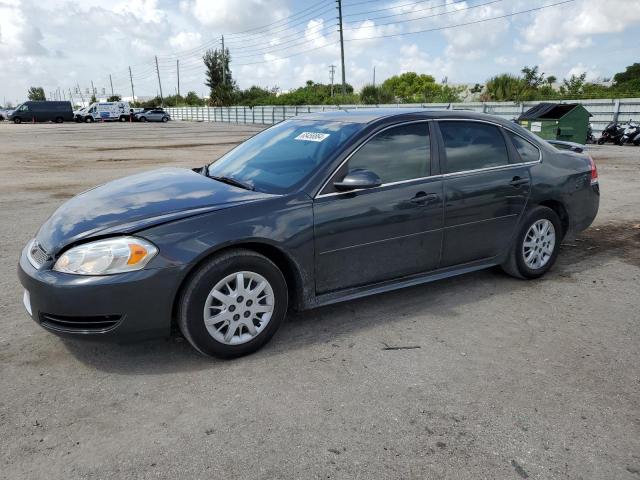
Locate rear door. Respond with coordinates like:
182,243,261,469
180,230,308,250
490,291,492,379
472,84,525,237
313,121,443,293
436,120,531,267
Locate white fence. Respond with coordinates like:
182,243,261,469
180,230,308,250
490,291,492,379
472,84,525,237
165,98,640,136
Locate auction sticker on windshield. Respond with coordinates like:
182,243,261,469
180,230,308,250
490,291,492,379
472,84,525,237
295,132,330,142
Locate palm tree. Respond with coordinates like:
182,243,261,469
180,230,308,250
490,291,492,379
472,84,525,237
485,74,528,102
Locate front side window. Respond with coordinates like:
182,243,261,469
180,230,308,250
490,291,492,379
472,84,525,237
507,131,540,163
19,104,29,111
346,123,430,184
440,121,509,174
207,119,363,194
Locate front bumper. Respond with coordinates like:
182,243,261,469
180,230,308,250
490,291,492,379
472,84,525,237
18,245,181,341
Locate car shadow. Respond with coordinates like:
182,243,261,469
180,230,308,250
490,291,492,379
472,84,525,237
61,221,639,375
61,268,527,374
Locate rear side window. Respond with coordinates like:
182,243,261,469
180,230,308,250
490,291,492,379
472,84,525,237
440,121,509,173
347,123,430,183
507,132,540,163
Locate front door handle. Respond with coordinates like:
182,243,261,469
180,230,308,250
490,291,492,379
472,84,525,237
509,176,529,187
410,192,439,205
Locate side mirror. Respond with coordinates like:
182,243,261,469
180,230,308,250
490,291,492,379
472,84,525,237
333,169,382,191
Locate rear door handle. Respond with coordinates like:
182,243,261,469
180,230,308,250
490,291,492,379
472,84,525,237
410,192,439,205
509,176,529,187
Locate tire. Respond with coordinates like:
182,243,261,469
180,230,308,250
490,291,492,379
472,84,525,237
119,116,127,122
55,117,63,123
13,117,21,124
85,116,94,123
501,206,562,280
162,116,169,122
177,249,288,358
597,138,605,145
140,116,147,122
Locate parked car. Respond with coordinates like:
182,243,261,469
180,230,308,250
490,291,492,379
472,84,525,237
9,101,73,123
18,110,600,358
76,102,130,122
135,108,170,122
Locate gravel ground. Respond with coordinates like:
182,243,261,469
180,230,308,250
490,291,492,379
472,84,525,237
0,121,638,480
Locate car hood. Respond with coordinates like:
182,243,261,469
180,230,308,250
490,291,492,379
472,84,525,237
36,167,272,253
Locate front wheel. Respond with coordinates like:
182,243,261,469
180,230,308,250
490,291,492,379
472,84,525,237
139,116,147,122
85,116,94,123
177,249,288,358
13,117,21,124
597,137,606,145
501,206,562,279
162,116,169,122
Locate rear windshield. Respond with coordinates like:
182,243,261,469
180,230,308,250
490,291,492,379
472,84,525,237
207,119,363,194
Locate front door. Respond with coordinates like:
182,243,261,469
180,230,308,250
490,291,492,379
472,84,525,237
436,120,531,267
313,122,444,294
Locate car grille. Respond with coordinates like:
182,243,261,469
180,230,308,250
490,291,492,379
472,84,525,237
28,241,49,268
39,313,122,333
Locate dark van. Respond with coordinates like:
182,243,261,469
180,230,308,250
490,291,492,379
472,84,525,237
9,101,74,124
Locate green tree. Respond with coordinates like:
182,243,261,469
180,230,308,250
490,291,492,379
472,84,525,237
184,91,205,105
381,72,437,102
204,48,235,106
546,75,557,86
360,84,394,104
521,65,546,89
27,87,46,101
484,74,528,101
107,95,121,102
560,73,587,97
90,94,97,103
613,63,640,85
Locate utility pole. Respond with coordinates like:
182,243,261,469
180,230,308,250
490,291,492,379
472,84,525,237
336,0,346,95
373,66,376,87
128,66,135,103
329,65,336,97
109,74,114,97
221,35,226,86
155,55,164,106
90,80,95,97
69,88,73,105
177,59,180,97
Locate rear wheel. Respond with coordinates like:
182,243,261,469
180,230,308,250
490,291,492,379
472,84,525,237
54,116,63,123
119,115,127,122
597,137,605,145
178,249,288,358
501,206,562,279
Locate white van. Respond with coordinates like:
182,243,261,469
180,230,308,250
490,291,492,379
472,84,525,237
77,102,131,122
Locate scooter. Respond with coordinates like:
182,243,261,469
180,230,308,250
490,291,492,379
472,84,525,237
618,120,640,145
597,121,625,144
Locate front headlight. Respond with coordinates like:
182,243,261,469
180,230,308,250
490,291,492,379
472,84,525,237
53,237,158,275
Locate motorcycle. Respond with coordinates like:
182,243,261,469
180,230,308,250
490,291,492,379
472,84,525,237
586,123,596,143
617,120,640,145
597,121,625,145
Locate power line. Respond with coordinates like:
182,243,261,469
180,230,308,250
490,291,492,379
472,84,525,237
346,0,574,41
344,0,494,24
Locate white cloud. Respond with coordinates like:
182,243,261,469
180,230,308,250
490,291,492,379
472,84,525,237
169,32,203,50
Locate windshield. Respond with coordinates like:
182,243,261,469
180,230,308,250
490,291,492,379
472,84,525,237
207,119,363,194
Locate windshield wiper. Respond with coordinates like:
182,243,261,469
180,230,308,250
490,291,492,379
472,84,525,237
209,174,255,191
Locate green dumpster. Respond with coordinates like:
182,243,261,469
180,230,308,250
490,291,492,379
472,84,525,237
517,103,592,144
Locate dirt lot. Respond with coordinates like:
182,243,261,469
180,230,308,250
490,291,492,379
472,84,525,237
0,121,638,479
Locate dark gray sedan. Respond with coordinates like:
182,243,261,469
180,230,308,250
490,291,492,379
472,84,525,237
18,110,599,357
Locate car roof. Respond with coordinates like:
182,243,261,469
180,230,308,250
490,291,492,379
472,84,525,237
297,108,515,126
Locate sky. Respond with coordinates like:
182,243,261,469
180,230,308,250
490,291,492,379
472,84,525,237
1,0,640,105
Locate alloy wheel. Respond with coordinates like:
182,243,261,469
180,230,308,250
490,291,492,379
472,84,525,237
522,219,556,269
203,271,275,345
